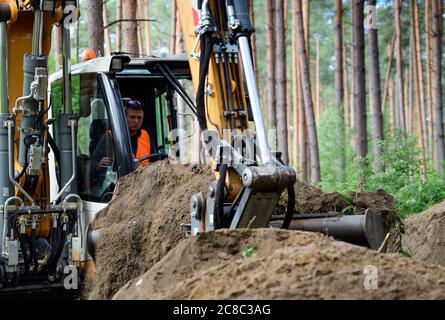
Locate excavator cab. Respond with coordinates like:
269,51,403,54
47,55,196,253
48,55,194,202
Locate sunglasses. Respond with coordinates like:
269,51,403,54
127,99,143,106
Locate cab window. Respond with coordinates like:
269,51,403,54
50,73,117,203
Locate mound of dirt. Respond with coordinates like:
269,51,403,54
402,201,445,267
114,229,445,300
85,159,404,299
284,181,398,219
85,160,214,299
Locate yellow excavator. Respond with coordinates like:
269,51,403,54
0,0,388,296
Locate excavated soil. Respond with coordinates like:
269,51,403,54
279,180,398,218
114,229,445,300
85,160,214,299
402,201,445,267
84,160,409,300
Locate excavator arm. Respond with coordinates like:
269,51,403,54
177,0,296,234
176,0,388,249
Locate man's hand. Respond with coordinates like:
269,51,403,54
99,157,112,167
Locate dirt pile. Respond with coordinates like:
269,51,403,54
280,180,398,218
114,229,445,300
85,160,214,299
402,201,445,266
85,159,405,299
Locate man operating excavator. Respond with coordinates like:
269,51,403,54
93,98,152,167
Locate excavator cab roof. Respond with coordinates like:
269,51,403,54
49,54,191,82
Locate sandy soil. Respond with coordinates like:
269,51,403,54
114,229,445,300
84,160,445,301
85,160,213,299
402,201,445,267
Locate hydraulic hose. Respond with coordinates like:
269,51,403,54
18,234,30,276
281,186,296,229
30,228,38,273
39,218,60,275
214,164,228,229
196,34,213,132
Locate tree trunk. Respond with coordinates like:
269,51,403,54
302,0,310,180
116,0,122,53
349,0,354,134
274,0,289,164
432,0,444,170
103,2,112,56
266,0,277,132
54,25,62,70
175,8,183,53
248,0,259,83
389,77,395,136
87,0,104,56
302,0,309,54
425,0,434,159
394,0,406,134
292,0,299,168
368,0,384,172
411,0,427,160
315,38,320,120
335,0,346,181
170,0,177,54
404,65,411,134
343,43,349,133
295,0,320,185
144,0,152,56
408,34,414,134
137,1,144,55
382,36,396,115
123,0,139,57
352,0,367,172
283,0,292,163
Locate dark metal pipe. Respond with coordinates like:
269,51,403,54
54,116,77,203
288,210,389,251
231,0,253,33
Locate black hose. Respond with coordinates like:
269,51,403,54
214,164,228,229
30,228,38,273
18,234,30,276
282,186,296,229
39,219,60,275
196,34,213,132
14,135,34,181
53,228,67,270
7,213,17,239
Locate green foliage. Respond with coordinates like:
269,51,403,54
242,247,257,259
319,109,445,218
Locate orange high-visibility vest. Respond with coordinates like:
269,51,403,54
135,129,151,165
105,129,151,165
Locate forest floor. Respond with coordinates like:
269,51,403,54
83,160,445,300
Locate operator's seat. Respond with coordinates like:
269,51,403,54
89,119,109,155
78,119,109,199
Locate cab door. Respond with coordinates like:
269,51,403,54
48,72,133,205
